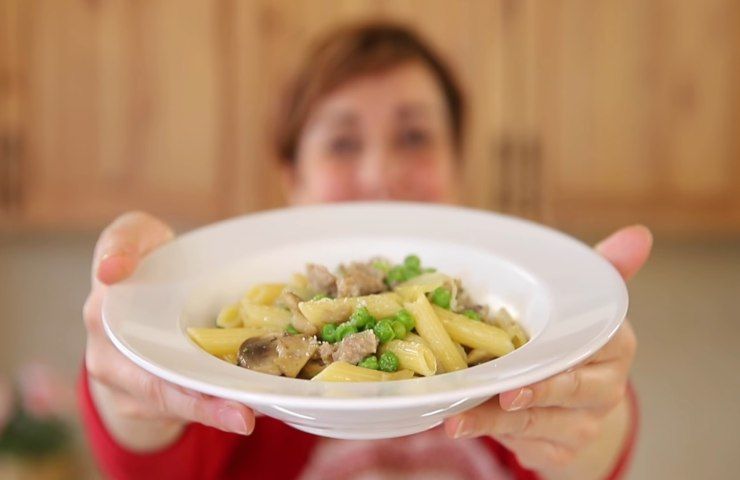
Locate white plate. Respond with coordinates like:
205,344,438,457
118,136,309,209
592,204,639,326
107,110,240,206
103,202,627,439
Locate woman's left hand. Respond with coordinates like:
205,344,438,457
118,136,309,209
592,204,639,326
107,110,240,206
444,225,652,477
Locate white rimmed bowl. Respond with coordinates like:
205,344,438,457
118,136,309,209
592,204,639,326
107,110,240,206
102,202,628,439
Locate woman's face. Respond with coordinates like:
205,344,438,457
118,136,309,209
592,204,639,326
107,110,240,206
286,62,459,204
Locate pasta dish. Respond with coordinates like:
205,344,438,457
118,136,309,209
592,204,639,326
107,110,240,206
188,255,528,382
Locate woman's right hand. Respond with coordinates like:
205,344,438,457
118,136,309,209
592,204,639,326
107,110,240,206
83,212,255,451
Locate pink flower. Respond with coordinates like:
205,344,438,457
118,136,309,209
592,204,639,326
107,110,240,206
17,362,74,418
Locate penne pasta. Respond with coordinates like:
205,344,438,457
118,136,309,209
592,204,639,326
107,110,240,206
506,324,528,349
239,301,292,330
220,352,238,364
298,292,402,326
200,254,528,382
298,297,351,325
311,361,414,382
467,348,496,365
288,274,313,301
243,283,286,305
395,272,450,300
187,327,268,357
405,333,449,373
433,305,515,357
216,304,242,328
454,341,467,362
380,339,437,376
404,295,467,372
405,332,431,348
493,307,528,348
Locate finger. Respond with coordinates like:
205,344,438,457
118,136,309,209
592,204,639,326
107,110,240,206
83,287,106,336
93,211,175,285
94,371,255,422
105,389,181,420
498,363,628,412
91,371,201,424
595,225,653,281
497,435,576,472
85,339,254,434
585,319,637,364
87,342,254,435
446,403,601,450
143,377,254,435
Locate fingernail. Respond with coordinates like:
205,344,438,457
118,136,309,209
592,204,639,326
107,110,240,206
454,419,472,438
97,253,136,284
218,407,248,434
508,388,533,411
101,243,136,260
101,247,122,257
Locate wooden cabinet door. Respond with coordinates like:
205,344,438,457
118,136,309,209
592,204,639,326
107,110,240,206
646,0,740,233
4,0,738,235
535,0,740,234
0,0,24,224
12,0,234,229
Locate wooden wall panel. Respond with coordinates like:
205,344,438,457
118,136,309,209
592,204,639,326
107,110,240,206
0,0,25,220
537,0,740,235
1,0,738,236
651,0,737,197
542,0,654,198
15,0,229,228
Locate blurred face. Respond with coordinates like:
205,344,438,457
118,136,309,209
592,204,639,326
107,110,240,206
285,62,459,204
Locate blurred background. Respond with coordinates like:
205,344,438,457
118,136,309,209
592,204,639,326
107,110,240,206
1,0,738,478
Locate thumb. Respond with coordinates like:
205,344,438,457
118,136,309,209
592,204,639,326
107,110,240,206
94,212,175,285
595,225,653,281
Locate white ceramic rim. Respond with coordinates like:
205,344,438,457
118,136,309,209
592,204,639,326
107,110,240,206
103,202,628,410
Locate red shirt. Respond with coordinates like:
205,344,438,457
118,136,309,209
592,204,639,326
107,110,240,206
78,369,637,480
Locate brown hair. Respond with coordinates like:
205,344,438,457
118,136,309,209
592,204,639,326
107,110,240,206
274,21,466,164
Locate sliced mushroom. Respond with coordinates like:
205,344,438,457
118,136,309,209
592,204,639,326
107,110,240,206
238,335,281,376
281,291,318,336
275,334,318,378
237,334,318,378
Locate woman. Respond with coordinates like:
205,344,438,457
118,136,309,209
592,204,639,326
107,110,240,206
80,23,651,479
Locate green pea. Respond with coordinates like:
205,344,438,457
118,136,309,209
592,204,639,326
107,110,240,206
395,309,415,330
463,309,481,321
386,266,406,285
403,254,421,270
349,306,373,329
285,324,299,335
430,287,452,309
321,323,337,343
391,320,407,339
403,266,421,281
363,317,377,331
373,319,395,343
378,351,400,372
312,293,329,301
335,323,358,341
358,355,379,370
